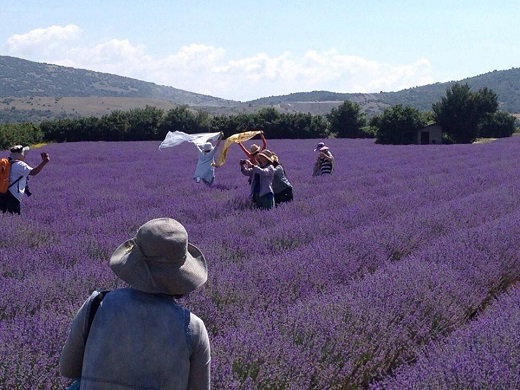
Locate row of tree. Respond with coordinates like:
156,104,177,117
0,122,44,150
37,106,331,144
0,83,517,150
432,84,516,143
327,83,517,144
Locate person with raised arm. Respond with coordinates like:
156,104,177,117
240,150,276,210
194,131,224,185
238,131,267,163
1,145,50,215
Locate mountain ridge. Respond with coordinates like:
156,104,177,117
1,55,519,123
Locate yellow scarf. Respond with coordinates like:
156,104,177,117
213,130,263,167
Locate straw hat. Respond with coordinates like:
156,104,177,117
249,144,261,155
110,218,208,296
256,151,275,163
259,149,279,163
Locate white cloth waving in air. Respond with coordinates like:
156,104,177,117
159,131,222,150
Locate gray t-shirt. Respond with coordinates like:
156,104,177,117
60,288,211,389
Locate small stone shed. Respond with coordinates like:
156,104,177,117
417,124,443,144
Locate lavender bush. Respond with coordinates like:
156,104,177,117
1,136,520,389
370,285,520,390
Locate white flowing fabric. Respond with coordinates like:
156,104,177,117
158,131,221,150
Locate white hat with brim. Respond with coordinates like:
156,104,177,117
110,218,207,296
314,142,329,151
9,145,30,160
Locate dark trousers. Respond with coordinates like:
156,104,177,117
255,192,275,210
0,191,21,215
275,187,293,205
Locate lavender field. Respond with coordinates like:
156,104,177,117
1,136,520,389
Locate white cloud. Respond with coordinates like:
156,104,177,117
4,25,434,101
5,24,82,59
66,39,150,76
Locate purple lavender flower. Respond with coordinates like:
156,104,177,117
2,137,520,388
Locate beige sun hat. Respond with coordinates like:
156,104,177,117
110,218,208,296
249,144,261,155
256,150,276,163
259,149,279,163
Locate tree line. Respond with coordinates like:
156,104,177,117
0,83,517,150
330,83,517,144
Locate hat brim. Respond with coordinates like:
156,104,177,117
257,152,274,162
249,144,261,155
315,146,329,151
9,146,30,160
110,239,207,296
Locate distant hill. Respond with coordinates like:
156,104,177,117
1,55,519,123
250,68,520,115
0,55,237,105
0,55,244,123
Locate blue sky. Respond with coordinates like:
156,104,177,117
1,0,518,101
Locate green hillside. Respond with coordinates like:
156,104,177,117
1,55,519,124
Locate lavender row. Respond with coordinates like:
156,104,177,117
370,285,520,390
1,137,520,388
207,208,520,388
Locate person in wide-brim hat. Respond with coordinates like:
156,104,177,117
60,217,211,389
314,142,329,151
110,218,208,296
313,141,334,176
238,131,268,163
240,149,276,210
259,149,293,206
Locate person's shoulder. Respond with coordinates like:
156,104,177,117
272,165,282,174
188,311,207,328
12,160,31,170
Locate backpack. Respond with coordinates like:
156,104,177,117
0,158,11,194
0,158,23,194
